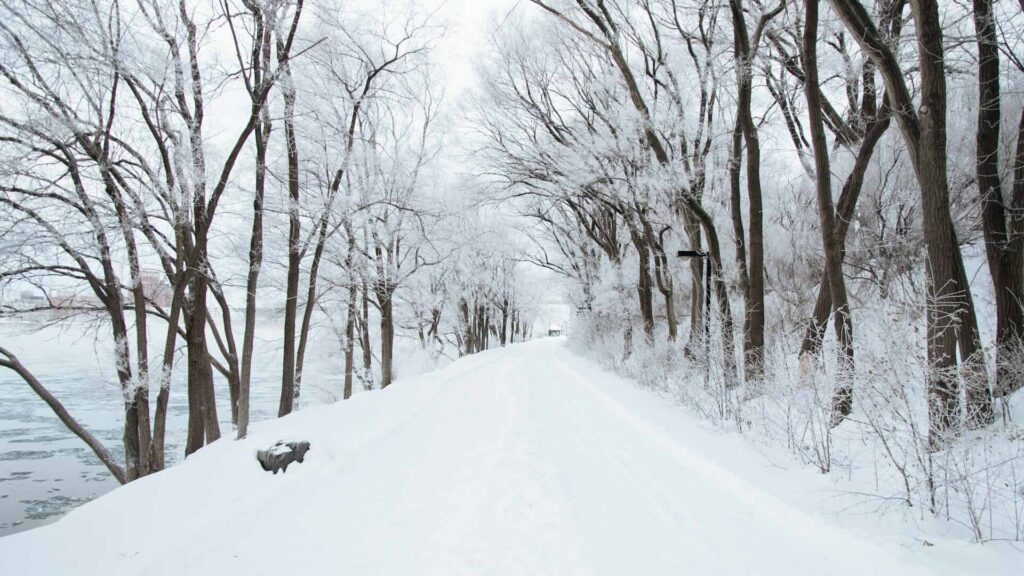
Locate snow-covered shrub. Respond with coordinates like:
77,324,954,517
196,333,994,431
568,297,1024,542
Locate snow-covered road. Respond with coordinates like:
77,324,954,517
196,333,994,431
0,339,977,574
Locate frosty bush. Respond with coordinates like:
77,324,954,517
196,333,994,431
567,300,1024,541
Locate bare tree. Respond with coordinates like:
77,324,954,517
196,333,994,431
827,0,990,446
972,0,1024,404
802,0,854,423
726,0,784,385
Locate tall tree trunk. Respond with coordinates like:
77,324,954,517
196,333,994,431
804,0,855,425
459,297,473,356
628,224,655,342
476,303,488,352
913,0,985,446
238,123,267,437
682,209,705,356
342,227,357,400
295,217,330,406
107,306,140,479
127,272,151,476
360,280,372,386
500,299,509,346
974,0,1022,408
343,290,357,400
279,50,300,417
236,0,272,442
728,120,750,299
185,269,219,455
151,277,185,468
730,0,766,384
1005,109,1024,397
380,291,395,388
121,388,141,481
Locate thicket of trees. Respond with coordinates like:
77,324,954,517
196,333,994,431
475,0,1022,444
470,0,1024,539
0,0,537,483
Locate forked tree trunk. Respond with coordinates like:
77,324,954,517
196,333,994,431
803,0,855,425
800,113,891,356
830,0,989,446
185,268,220,455
627,224,655,342
730,0,766,385
643,217,677,342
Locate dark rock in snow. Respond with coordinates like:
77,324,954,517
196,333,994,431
256,441,310,474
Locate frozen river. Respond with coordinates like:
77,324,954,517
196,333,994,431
0,319,344,536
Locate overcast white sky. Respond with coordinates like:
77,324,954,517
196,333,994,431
423,0,521,97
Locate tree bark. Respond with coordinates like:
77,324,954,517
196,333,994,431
500,299,509,346
800,112,891,355
151,278,186,469
238,26,272,439
295,217,330,405
185,265,220,455
279,39,301,417
804,0,856,425
728,120,750,300
380,291,395,388
730,0,767,385
643,216,677,342
682,209,705,356
360,280,372,386
973,0,1023,406
628,223,656,342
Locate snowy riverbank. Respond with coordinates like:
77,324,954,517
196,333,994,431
0,318,427,535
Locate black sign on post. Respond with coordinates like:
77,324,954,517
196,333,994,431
676,249,711,362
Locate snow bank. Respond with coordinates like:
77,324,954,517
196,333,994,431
0,339,1016,575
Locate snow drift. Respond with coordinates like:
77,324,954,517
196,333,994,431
0,339,1015,575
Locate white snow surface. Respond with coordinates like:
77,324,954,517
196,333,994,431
0,338,1016,575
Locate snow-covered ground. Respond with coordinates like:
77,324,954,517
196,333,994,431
0,338,1017,574
0,317,370,535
